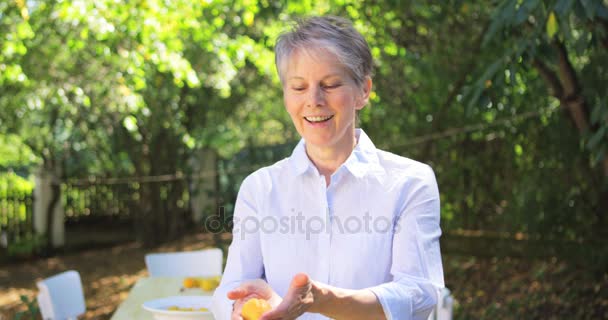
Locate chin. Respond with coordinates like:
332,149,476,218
303,136,336,148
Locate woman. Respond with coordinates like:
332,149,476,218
211,16,444,320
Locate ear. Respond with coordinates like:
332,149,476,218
355,76,373,111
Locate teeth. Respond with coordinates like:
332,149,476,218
305,115,332,122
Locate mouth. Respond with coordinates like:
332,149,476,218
304,115,334,123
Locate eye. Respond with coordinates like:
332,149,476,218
323,83,342,90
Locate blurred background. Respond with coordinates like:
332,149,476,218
1,0,607,319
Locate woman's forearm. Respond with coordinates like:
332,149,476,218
310,282,386,320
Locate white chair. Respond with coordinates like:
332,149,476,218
36,270,86,320
145,248,223,277
428,287,454,320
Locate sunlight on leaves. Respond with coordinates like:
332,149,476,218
546,12,558,39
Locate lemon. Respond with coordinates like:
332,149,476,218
199,276,220,291
241,298,272,320
182,277,199,288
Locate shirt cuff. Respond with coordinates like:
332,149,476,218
369,283,413,320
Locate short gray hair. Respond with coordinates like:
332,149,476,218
275,16,373,88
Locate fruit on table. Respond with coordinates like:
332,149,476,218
182,277,198,288
241,298,272,320
167,305,209,311
182,276,221,291
199,276,220,291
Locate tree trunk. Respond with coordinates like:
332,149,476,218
133,125,192,248
44,180,61,252
532,41,608,232
532,41,608,178
136,180,162,248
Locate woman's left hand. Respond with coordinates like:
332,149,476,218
227,279,282,320
259,273,315,320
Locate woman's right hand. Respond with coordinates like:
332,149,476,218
227,279,282,320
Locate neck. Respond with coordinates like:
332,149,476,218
305,129,358,184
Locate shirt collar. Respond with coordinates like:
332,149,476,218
290,138,315,176
290,129,384,178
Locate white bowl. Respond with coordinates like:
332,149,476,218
142,296,214,320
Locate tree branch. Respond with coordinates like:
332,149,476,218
553,40,580,98
554,40,591,132
22,138,46,165
531,58,564,99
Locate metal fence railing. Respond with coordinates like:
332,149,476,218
62,181,141,223
0,191,34,246
63,179,196,224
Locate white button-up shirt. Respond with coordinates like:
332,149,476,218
212,129,444,320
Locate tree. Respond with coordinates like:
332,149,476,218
464,0,608,232
0,0,289,247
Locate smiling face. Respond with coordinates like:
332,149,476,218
282,48,371,152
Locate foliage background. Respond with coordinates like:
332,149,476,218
0,0,606,250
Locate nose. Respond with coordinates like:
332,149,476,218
307,85,325,107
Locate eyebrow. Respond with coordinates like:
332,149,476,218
287,74,343,81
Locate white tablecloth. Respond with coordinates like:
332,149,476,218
111,277,214,320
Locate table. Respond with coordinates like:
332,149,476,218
111,277,215,320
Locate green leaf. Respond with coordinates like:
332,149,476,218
182,133,195,149
122,115,138,133
483,0,517,46
514,0,540,25
592,144,607,165
514,144,523,157
465,59,503,114
587,126,606,150
554,0,575,16
546,12,559,39
590,100,606,124
579,0,599,20
27,300,38,314
243,11,255,26
16,22,34,39
598,5,608,19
